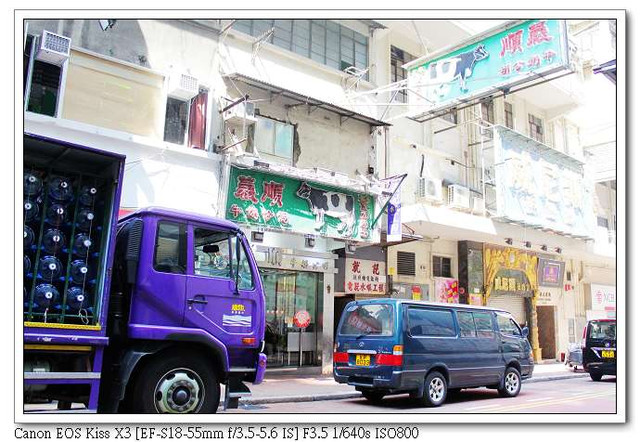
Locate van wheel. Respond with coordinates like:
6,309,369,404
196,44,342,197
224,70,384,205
361,389,385,403
590,372,603,381
498,367,521,398
132,353,220,413
418,371,448,407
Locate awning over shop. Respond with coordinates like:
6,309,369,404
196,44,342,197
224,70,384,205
224,72,391,127
593,59,617,84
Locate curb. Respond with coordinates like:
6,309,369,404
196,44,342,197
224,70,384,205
239,374,589,406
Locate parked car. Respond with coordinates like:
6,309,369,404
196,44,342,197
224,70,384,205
333,299,534,407
582,319,616,381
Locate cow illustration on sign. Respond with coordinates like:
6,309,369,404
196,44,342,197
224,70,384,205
417,44,489,100
296,182,355,237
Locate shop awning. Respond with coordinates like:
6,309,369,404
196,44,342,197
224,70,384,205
378,231,423,248
593,59,617,84
224,72,391,127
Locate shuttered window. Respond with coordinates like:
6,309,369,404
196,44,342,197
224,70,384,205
397,251,416,276
433,256,452,278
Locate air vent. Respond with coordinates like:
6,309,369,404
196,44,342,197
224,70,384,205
168,73,199,101
35,31,71,66
223,101,256,124
397,251,416,276
447,184,471,210
417,177,443,203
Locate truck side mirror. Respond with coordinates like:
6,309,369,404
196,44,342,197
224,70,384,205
521,326,529,338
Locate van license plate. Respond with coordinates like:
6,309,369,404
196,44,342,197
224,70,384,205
601,350,615,359
355,354,371,366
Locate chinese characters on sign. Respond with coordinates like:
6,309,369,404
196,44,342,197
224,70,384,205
226,167,375,242
345,258,386,295
499,21,557,77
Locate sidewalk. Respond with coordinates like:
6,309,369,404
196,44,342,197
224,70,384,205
239,362,588,405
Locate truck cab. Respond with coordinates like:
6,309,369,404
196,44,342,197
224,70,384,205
104,207,266,413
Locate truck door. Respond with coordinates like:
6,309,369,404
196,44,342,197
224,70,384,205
183,225,258,346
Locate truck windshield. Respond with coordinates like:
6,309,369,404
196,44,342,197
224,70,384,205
339,304,394,337
589,321,616,340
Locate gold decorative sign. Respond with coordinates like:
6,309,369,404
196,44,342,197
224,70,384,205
483,245,538,304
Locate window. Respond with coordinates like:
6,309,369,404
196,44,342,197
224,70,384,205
456,311,477,338
24,34,63,117
597,216,609,228
472,311,495,339
497,313,522,336
231,235,255,290
233,20,369,78
164,89,209,149
254,116,294,164
589,321,616,339
481,100,495,124
433,256,452,278
154,222,186,274
194,228,232,279
390,46,415,103
408,308,456,337
339,303,394,336
397,251,416,276
529,114,544,143
504,102,514,129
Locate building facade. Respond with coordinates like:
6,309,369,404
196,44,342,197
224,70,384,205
23,17,617,372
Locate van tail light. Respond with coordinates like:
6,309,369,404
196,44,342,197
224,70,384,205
375,345,403,366
333,351,349,364
581,326,587,349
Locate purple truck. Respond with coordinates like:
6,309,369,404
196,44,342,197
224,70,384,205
23,133,267,413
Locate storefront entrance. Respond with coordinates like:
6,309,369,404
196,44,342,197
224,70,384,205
536,305,557,360
260,268,323,367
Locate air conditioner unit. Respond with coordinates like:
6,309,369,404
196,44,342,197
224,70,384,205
35,30,71,66
417,177,443,203
168,73,199,101
448,184,471,210
471,196,485,215
223,101,256,124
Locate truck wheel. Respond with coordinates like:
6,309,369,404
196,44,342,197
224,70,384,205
418,371,448,407
590,372,603,382
498,367,521,398
133,353,220,413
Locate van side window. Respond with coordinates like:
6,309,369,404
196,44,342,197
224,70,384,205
154,222,186,274
472,312,495,339
456,311,477,337
497,314,521,336
408,308,456,337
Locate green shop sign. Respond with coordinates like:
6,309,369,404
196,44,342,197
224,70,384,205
226,166,375,242
407,20,570,116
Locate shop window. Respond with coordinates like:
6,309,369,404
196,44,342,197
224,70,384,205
390,46,415,103
254,116,294,165
472,311,495,339
433,255,452,278
153,222,186,274
408,308,456,337
504,101,514,129
193,228,231,279
397,251,416,276
528,113,544,143
164,89,209,149
24,34,63,117
232,20,369,79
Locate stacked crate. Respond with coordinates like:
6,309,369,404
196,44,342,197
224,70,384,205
23,168,109,325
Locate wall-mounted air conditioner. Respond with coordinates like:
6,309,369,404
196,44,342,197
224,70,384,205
223,101,257,124
448,184,471,210
35,30,71,66
417,177,443,204
168,73,199,101
471,196,485,215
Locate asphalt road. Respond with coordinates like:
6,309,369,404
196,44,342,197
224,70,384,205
230,376,617,414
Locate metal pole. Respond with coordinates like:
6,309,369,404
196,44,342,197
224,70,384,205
299,327,303,367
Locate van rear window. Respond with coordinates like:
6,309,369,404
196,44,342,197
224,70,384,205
589,321,616,339
339,304,394,336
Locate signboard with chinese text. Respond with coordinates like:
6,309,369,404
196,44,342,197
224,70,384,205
252,246,333,273
538,258,566,287
536,288,560,306
344,258,386,295
435,277,460,304
493,125,596,238
226,166,375,242
407,20,570,118
590,284,616,312
483,245,538,301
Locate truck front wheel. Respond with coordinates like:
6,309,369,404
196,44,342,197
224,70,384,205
132,353,220,413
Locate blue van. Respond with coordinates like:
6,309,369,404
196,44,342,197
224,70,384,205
333,299,534,407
